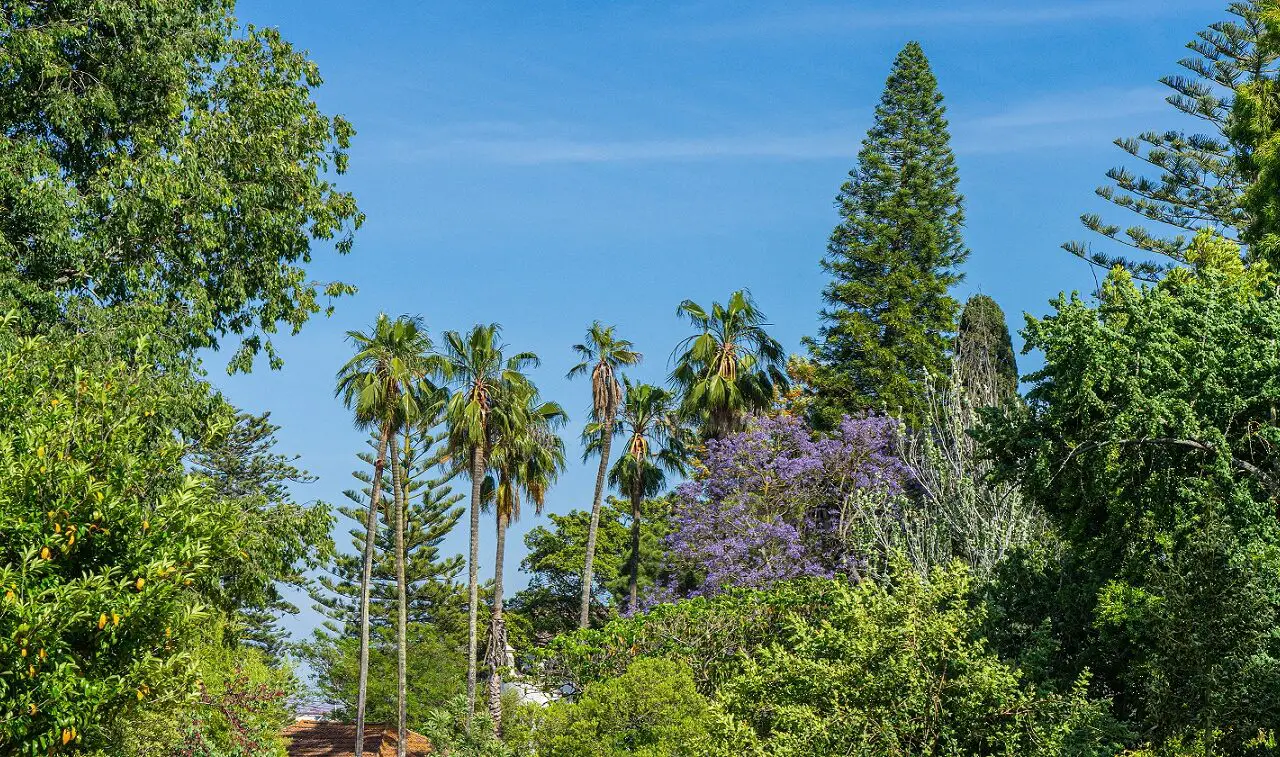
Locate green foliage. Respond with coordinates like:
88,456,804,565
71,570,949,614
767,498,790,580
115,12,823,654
509,500,668,645
311,430,466,636
981,233,1280,750
534,658,715,757
99,623,298,757
1231,2,1280,265
540,575,835,696
421,693,528,757
305,623,467,731
670,290,788,439
713,566,1117,756
954,294,1019,406
543,568,1118,756
0,0,362,371
0,322,239,753
1066,2,1270,275
807,41,968,426
190,411,335,656
304,428,468,721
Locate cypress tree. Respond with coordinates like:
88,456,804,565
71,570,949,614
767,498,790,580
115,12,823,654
953,294,1019,408
806,42,968,427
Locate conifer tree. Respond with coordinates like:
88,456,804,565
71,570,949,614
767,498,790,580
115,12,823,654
312,429,466,640
189,411,335,657
1067,1,1279,274
806,42,967,427
953,294,1019,408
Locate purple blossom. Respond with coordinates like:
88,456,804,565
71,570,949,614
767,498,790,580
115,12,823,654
659,414,909,599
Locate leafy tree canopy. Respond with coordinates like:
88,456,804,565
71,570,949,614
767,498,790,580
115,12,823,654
982,230,1280,749
0,0,363,371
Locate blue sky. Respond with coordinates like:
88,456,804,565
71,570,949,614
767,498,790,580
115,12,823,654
220,0,1223,648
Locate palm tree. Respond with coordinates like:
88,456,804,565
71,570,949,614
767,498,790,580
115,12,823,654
567,323,641,629
484,386,566,732
595,380,686,613
440,324,538,724
335,315,442,757
670,289,788,439
389,384,447,757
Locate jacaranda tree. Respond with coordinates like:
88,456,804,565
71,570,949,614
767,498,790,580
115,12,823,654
659,413,909,601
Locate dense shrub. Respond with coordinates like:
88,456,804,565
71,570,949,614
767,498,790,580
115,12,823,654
544,565,1120,755
534,658,715,757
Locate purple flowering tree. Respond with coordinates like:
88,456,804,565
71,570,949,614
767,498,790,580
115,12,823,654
659,413,909,599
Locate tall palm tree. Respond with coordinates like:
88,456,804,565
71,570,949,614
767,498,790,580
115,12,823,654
595,380,686,613
440,324,538,724
670,289,788,439
567,323,641,629
389,384,447,757
335,315,441,757
484,387,566,733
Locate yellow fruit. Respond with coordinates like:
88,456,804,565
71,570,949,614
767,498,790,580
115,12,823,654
111,612,120,627
4,590,14,602
66,534,74,547
36,446,45,459
62,728,71,744
50,399,59,407
97,613,107,630
38,648,46,660
28,665,34,678
141,520,149,532
20,648,26,657
135,578,145,591
39,547,50,560
27,703,35,716
53,523,61,534
136,689,144,701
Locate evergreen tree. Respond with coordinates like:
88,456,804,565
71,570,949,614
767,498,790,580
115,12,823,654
806,42,968,427
1066,1,1277,274
188,411,335,657
311,429,466,642
953,294,1019,408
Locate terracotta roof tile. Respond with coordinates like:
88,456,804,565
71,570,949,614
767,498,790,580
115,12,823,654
283,721,432,757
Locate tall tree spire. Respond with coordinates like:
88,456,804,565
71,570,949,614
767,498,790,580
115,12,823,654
806,42,967,426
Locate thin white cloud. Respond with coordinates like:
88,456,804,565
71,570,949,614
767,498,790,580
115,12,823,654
953,86,1170,153
685,0,1216,38
385,86,1174,165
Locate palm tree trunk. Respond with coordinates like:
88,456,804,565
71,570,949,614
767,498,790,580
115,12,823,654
391,431,409,757
487,508,508,735
354,424,391,757
466,444,485,728
579,419,614,628
628,467,642,615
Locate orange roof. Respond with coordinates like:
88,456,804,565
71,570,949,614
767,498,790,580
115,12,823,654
283,721,432,757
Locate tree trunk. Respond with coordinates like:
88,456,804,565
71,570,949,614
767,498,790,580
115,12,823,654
354,424,391,757
628,467,642,615
466,444,485,728
487,508,508,735
579,418,614,628
391,431,409,757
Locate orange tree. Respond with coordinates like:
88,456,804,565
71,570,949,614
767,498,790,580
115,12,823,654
0,317,245,754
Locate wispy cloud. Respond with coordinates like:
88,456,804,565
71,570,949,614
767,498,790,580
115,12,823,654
683,0,1214,38
953,86,1169,153
382,86,1172,166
